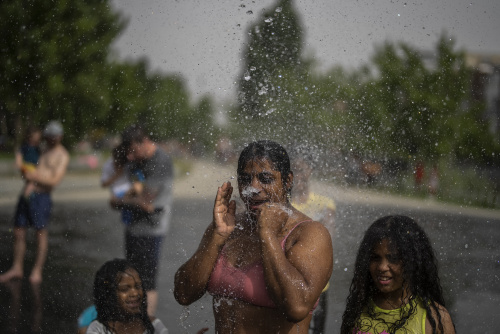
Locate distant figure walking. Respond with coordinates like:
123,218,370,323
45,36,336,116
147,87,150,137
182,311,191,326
0,121,69,284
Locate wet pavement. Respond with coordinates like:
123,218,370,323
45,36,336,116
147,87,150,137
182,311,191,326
0,159,499,333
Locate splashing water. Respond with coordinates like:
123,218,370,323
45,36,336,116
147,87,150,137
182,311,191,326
179,306,191,331
241,186,259,197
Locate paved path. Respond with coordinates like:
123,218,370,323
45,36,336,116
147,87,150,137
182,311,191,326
2,158,499,221
1,158,499,333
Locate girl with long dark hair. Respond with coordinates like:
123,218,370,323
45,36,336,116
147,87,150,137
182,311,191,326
86,259,166,334
341,215,455,334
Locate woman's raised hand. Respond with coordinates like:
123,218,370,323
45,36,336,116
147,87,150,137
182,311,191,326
213,181,236,238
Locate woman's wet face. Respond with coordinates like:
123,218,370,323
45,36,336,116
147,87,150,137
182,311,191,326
238,158,290,214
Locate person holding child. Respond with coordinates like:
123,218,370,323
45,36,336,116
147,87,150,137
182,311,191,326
0,121,69,284
110,125,174,317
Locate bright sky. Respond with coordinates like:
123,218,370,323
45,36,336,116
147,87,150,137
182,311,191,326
110,0,500,103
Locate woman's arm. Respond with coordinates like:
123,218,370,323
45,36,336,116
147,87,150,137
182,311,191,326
259,206,334,322
174,182,236,305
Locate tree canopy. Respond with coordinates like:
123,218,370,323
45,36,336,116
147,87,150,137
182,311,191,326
0,0,215,151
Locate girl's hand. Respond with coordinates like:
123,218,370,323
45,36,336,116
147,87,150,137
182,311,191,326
213,182,236,238
257,203,290,237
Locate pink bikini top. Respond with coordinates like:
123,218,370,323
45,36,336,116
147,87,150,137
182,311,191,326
207,220,319,310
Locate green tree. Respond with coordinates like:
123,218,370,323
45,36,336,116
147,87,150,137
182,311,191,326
0,0,125,146
237,0,306,117
346,35,495,164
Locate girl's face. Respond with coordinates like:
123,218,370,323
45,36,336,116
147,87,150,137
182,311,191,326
116,268,144,316
369,239,406,305
238,158,291,215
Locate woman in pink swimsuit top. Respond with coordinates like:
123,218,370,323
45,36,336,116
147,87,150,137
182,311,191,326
174,141,333,334
207,220,319,310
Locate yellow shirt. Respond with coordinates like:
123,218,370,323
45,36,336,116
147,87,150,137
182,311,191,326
356,299,427,334
292,192,335,293
292,192,336,221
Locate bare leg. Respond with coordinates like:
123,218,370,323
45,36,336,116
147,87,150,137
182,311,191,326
5,279,22,332
147,290,158,316
30,281,43,333
0,227,27,283
29,229,48,284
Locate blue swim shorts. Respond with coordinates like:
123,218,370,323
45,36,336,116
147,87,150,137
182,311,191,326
14,192,52,230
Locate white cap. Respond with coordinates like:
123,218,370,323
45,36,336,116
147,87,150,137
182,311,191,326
43,121,64,137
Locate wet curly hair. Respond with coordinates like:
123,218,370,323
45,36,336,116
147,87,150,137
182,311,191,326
340,215,452,334
93,258,154,333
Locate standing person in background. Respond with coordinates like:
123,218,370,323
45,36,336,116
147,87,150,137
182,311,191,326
428,164,440,198
15,126,42,198
0,120,69,284
110,124,174,316
414,161,425,191
340,215,456,334
291,150,336,334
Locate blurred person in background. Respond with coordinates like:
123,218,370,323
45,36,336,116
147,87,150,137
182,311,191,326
0,120,69,284
110,124,174,316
